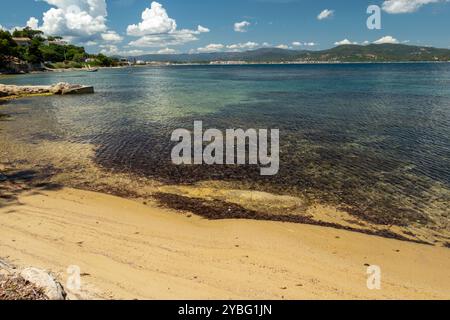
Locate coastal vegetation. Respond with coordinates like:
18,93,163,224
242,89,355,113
0,27,117,73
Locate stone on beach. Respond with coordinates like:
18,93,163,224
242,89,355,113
0,82,94,98
20,267,66,300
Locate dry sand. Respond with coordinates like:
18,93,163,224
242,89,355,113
0,187,449,300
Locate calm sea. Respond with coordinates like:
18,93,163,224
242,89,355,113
1,63,450,226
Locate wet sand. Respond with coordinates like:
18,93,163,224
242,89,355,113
1,187,449,300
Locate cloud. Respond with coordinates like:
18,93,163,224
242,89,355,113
195,41,284,53
127,2,209,48
99,44,144,56
334,39,358,45
382,0,442,14
227,41,259,51
25,0,121,44
234,21,251,32
40,0,108,39
276,44,289,49
373,35,399,44
197,25,210,33
291,41,317,47
101,31,123,42
26,17,39,29
126,1,176,36
156,47,177,54
317,9,334,20
129,29,199,47
196,43,225,53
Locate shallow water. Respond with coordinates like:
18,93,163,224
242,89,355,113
1,64,450,227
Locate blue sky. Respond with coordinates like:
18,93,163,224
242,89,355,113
1,0,449,55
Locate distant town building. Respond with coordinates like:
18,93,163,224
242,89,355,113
12,37,31,47
118,58,132,66
209,60,246,65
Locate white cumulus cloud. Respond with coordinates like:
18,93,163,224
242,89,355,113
40,0,108,39
157,47,177,54
196,43,225,53
292,41,317,47
127,2,209,48
382,0,442,14
101,31,123,42
227,42,259,51
317,9,334,20
26,17,39,29
25,0,121,44
373,35,399,44
195,42,269,53
127,1,176,36
197,25,210,33
234,21,250,32
334,39,358,45
99,44,144,56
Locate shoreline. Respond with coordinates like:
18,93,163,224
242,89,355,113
1,61,449,77
1,187,449,299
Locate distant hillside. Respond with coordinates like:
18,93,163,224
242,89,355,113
129,44,450,63
302,44,450,62
130,48,304,63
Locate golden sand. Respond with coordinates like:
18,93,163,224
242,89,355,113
1,187,449,300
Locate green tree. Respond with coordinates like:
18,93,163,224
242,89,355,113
0,30,17,56
39,44,66,62
95,53,116,67
25,38,44,64
12,27,44,40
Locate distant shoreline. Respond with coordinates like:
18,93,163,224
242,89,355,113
1,60,449,76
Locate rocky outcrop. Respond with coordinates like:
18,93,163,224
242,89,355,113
0,82,94,98
0,56,45,74
20,267,66,300
1,260,66,300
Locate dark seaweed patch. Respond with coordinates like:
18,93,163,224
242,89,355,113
153,193,430,245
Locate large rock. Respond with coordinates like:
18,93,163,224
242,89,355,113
0,82,94,97
20,267,66,300
49,82,72,94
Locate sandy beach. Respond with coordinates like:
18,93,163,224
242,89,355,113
1,187,449,300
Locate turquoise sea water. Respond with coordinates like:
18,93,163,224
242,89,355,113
1,63,450,226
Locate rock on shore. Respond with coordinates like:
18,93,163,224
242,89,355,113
0,82,94,98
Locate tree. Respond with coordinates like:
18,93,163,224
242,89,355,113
12,27,44,40
0,30,17,56
95,53,115,66
39,44,66,62
25,38,44,64
47,36,63,41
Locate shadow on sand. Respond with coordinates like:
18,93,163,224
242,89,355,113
0,166,63,209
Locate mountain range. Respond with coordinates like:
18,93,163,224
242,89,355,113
127,44,450,63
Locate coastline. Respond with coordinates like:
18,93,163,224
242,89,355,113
1,63,450,299
1,187,449,300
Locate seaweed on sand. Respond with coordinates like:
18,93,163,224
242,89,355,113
153,192,431,245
